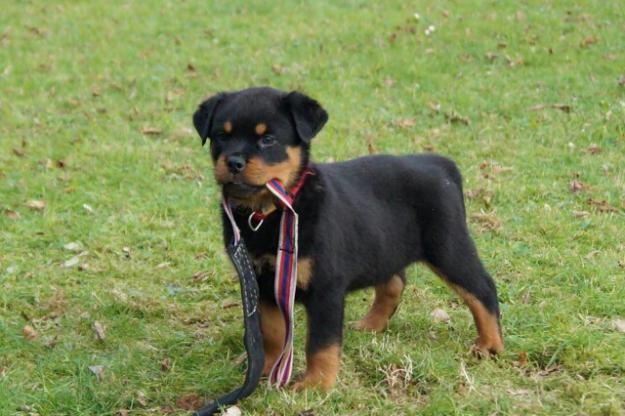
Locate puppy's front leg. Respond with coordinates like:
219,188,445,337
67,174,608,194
293,290,344,391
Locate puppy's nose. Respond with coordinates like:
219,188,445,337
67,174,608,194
226,154,246,174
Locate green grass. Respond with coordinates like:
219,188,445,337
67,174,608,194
2,1,625,415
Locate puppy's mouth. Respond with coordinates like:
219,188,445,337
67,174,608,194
222,181,265,198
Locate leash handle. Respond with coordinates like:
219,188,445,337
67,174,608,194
193,238,264,416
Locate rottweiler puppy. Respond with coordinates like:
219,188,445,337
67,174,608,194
192,87,503,391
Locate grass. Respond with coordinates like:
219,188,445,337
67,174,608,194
1,0,625,415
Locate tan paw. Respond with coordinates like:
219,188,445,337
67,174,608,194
350,318,386,333
292,373,335,392
470,336,504,358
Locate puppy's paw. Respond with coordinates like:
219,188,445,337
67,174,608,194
292,372,335,392
350,318,386,333
469,336,504,358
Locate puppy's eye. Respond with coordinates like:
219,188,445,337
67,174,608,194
259,135,276,148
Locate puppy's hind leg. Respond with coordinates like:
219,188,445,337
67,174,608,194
353,271,406,333
424,233,503,356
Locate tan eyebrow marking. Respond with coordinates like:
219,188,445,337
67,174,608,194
223,121,232,133
255,123,267,135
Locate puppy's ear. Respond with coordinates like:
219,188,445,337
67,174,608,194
284,91,328,143
193,93,225,146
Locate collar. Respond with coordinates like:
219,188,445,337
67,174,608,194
248,166,314,229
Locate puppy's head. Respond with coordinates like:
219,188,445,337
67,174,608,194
193,87,328,207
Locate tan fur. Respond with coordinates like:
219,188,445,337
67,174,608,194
252,254,276,275
260,302,285,376
242,146,302,189
293,343,340,391
253,255,313,290
453,285,504,355
296,257,314,290
426,263,504,355
214,146,303,210
255,123,267,135
353,274,405,332
223,120,232,133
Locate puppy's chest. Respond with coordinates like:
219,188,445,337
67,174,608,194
250,252,314,292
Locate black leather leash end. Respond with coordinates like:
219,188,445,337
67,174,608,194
193,240,264,416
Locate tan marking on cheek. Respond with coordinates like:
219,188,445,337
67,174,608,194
297,257,314,290
293,343,341,391
241,146,302,190
255,123,267,135
223,121,232,133
260,302,286,376
213,155,230,183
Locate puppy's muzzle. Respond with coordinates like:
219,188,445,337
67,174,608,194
226,154,246,174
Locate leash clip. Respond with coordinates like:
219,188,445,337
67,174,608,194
248,212,264,232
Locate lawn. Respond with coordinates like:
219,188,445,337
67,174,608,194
1,1,625,415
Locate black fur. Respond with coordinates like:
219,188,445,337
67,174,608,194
193,87,502,386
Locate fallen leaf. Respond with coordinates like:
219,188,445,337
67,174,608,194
191,271,208,282
233,352,247,365
297,410,315,416
63,241,82,251
117,410,129,416
26,200,45,210
585,144,602,154
430,308,450,323
186,63,196,72
492,165,513,174
13,148,26,157
470,212,501,232
62,256,80,268
82,203,94,213
529,103,571,113
367,141,378,155
427,102,441,113
613,319,625,333
224,406,242,416
3,208,20,220
485,51,497,61
157,262,171,269
93,321,106,342
135,391,148,407
570,180,586,193
22,325,37,340
396,118,416,128
572,210,590,218
619,75,625,87
222,300,241,309
88,365,105,381
444,110,470,125
586,198,618,213
141,126,162,135
160,405,177,415
176,393,203,410
580,35,598,48
161,357,172,372
271,64,284,75
517,351,529,367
